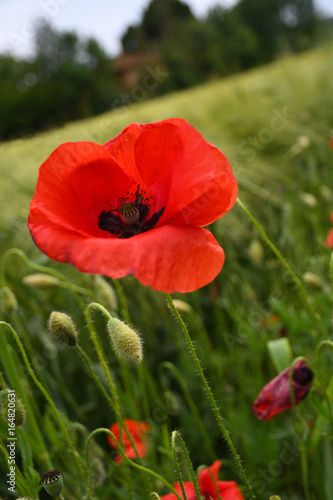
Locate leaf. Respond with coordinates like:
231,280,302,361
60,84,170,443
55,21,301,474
267,338,293,373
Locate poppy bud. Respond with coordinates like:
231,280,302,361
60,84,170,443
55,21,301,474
0,390,26,426
23,273,61,289
269,496,281,500
48,311,78,347
107,318,142,363
252,360,313,420
93,275,118,311
170,299,193,315
248,239,264,264
303,271,323,290
299,192,317,208
41,469,63,497
0,286,18,315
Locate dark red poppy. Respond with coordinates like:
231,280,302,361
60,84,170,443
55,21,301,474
160,460,244,500
252,360,313,420
107,419,150,465
27,118,237,293
326,213,333,248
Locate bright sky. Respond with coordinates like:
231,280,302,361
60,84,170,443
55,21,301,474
0,0,332,59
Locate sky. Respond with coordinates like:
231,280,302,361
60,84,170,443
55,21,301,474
0,0,332,60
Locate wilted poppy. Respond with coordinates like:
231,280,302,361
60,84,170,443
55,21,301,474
107,419,150,464
160,460,244,500
326,213,333,248
27,118,237,293
252,360,313,420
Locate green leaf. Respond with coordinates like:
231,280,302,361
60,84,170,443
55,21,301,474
267,338,293,373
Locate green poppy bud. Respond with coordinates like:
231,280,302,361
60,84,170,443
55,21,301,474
93,275,118,311
0,389,26,427
0,286,18,315
107,318,142,363
23,273,61,289
248,239,264,264
41,469,63,497
303,271,323,290
48,311,78,346
170,299,193,315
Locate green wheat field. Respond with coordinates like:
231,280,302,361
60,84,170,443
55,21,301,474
0,42,333,499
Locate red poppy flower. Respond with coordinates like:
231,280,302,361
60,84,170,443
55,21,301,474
326,213,333,248
107,419,150,465
252,360,313,420
160,460,244,500
27,118,237,293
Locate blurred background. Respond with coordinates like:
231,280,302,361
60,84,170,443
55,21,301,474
0,0,332,141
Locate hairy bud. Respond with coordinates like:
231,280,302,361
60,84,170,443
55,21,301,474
107,318,142,363
48,311,78,346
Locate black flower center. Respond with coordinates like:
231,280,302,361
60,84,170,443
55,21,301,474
98,185,165,239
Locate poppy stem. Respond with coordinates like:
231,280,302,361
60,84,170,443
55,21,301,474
0,248,93,313
84,428,184,500
164,293,255,499
236,198,328,340
0,321,87,493
85,302,151,498
171,430,202,500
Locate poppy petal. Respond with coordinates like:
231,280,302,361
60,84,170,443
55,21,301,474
326,227,333,247
198,460,222,496
28,141,137,238
216,481,245,500
252,360,313,420
27,222,224,293
132,118,237,224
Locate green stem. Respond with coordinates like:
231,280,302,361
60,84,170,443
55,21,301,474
84,428,183,500
0,321,86,491
112,279,132,324
236,198,327,339
0,248,92,312
300,443,311,500
159,362,216,462
172,431,201,500
75,344,114,410
85,302,151,499
165,293,255,500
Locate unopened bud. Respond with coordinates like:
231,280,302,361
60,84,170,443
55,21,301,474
0,390,26,426
23,273,61,289
41,469,63,497
94,275,117,311
48,312,78,346
0,286,18,315
269,496,281,500
248,239,264,264
170,299,193,315
107,318,142,363
303,271,323,290
299,192,317,208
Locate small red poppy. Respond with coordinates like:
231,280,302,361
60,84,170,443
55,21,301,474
160,460,244,500
326,213,333,248
27,118,237,293
108,419,150,465
252,360,313,420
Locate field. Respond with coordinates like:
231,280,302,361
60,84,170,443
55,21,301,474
0,42,333,499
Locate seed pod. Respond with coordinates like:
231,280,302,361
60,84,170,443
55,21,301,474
41,469,63,497
107,318,142,363
48,311,78,346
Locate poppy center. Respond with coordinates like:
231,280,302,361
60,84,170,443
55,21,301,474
98,184,165,239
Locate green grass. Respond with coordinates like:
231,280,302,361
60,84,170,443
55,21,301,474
0,43,333,499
